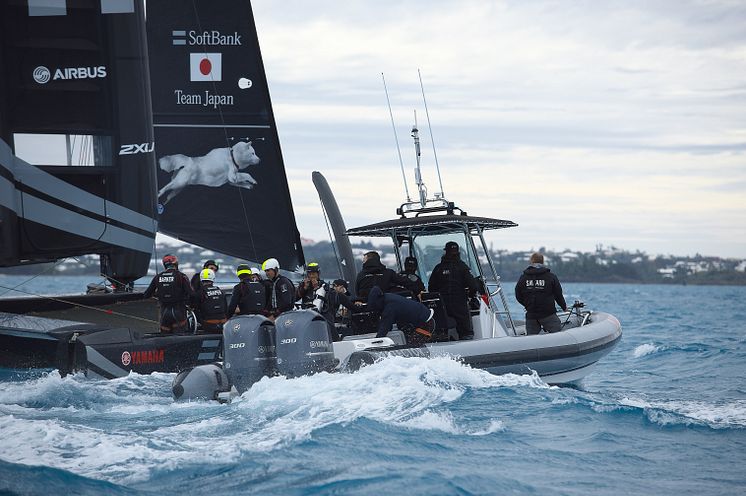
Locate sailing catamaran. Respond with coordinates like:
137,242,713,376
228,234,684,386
1,0,621,389
0,0,303,377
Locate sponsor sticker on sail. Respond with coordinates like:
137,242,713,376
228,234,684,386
190,53,221,81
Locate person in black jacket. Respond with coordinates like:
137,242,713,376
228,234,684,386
190,259,219,293
296,262,325,306
262,257,295,319
399,256,426,297
227,264,267,317
366,286,434,340
192,268,227,333
143,254,194,333
355,251,415,299
428,241,479,340
515,252,568,335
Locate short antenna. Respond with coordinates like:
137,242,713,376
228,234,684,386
382,73,410,201
418,69,445,198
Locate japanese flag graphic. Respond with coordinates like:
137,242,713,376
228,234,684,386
190,53,222,81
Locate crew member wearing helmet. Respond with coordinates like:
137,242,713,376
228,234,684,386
227,264,267,316
399,256,426,296
192,268,227,333
296,262,325,306
262,258,295,319
143,254,194,333
428,242,479,340
191,259,219,293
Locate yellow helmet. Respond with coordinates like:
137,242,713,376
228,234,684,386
200,268,216,282
236,264,251,277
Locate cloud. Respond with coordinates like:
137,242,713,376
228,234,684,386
250,0,746,257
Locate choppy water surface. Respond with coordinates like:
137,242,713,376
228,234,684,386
1,280,745,495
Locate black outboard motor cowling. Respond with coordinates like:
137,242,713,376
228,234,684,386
275,309,337,378
223,315,276,393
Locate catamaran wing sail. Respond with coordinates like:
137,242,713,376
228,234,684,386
147,0,304,270
0,1,157,285
312,171,358,288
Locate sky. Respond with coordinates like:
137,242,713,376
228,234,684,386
234,0,746,259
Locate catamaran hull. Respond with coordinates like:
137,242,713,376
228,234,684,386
0,313,222,378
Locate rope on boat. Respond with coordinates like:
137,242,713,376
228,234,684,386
0,284,159,324
0,258,72,298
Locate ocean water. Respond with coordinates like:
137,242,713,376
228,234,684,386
1,277,745,495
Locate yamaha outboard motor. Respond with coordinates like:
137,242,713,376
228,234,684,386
172,364,230,401
275,309,337,378
223,314,276,393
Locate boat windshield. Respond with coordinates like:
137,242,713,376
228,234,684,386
410,232,482,287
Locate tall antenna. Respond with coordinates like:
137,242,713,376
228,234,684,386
418,69,445,198
411,110,427,207
382,73,410,201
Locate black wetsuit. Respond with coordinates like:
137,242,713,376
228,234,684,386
143,268,194,333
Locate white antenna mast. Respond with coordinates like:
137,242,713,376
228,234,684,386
418,69,445,198
382,73,411,202
411,110,427,207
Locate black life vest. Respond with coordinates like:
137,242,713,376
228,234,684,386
156,269,185,304
199,285,227,320
238,280,266,314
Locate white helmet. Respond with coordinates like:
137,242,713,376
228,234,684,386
251,267,261,276
200,268,216,282
262,258,280,271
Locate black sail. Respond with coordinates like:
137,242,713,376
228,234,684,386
0,0,156,285
146,0,304,272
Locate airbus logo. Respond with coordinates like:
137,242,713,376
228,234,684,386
119,142,154,155
32,66,51,84
33,65,107,84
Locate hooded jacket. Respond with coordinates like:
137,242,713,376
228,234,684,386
428,254,478,297
355,257,414,298
367,286,432,338
515,264,567,319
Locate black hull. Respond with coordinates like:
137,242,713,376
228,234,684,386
0,294,222,379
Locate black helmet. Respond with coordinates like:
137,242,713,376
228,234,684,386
236,264,251,277
203,259,219,271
